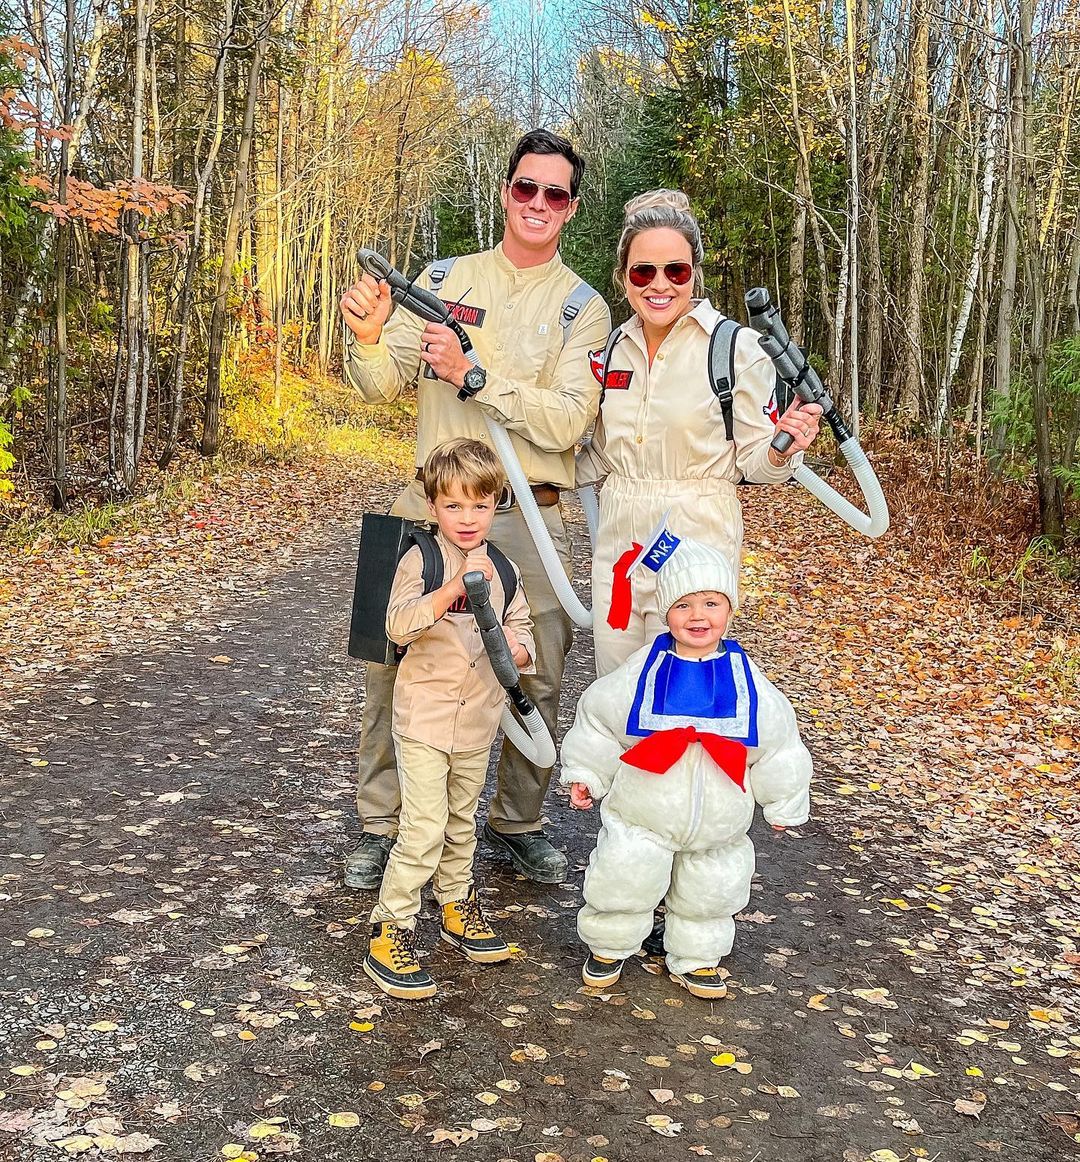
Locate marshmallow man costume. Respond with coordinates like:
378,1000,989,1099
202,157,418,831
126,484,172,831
576,301,803,678
559,539,812,975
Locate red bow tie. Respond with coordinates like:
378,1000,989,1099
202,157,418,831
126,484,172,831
621,726,748,789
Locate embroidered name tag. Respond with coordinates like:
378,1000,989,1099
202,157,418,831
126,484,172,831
442,301,487,327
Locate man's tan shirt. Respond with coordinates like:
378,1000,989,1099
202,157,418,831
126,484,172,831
344,245,610,520
386,532,536,754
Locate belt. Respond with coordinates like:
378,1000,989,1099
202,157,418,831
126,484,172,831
415,469,560,509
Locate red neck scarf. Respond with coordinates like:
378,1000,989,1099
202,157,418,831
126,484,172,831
621,726,747,789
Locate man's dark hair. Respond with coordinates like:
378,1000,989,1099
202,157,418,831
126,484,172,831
506,129,585,198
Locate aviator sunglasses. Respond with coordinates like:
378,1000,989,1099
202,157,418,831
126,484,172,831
627,261,695,288
509,178,573,213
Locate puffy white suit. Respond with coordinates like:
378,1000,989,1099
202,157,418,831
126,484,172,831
577,300,802,678
560,633,812,975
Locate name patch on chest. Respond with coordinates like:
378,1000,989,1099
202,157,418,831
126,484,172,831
442,301,487,328
589,348,633,390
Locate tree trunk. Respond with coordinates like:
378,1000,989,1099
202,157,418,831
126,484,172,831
898,0,931,426
202,2,268,457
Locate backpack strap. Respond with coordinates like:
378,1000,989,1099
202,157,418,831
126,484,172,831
427,256,457,295
708,317,743,442
599,326,624,404
486,542,517,618
560,281,600,347
412,525,444,594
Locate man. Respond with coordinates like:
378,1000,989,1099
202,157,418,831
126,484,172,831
339,128,611,887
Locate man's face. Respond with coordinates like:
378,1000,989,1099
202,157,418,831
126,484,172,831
500,152,577,257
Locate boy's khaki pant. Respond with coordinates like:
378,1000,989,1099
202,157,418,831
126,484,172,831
356,491,573,836
369,736,491,928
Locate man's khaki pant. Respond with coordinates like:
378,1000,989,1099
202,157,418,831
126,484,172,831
357,489,574,836
369,737,490,927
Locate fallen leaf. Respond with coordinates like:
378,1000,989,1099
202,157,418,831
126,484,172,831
327,1112,360,1128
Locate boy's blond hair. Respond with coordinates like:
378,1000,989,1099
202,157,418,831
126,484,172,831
422,437,505,503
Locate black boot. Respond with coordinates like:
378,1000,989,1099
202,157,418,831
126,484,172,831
344,833,394,889
641,911,665,956
483,823,567,884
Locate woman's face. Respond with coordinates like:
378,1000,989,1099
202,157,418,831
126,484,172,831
624,227,695,334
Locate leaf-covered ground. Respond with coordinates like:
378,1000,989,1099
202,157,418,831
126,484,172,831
1,454,1078,1161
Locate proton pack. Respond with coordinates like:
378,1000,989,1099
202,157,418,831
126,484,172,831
347,513,517,666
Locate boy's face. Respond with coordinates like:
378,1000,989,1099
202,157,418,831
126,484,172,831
427,481,497,552
666,591,731,658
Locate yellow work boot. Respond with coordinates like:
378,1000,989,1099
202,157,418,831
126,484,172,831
364,923,437,1000
670,966,728,1000
440,889,511,964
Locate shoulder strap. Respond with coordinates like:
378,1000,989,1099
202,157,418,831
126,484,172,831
412,526,444,594
427,256,457,291
708,317,743,442
599,326,624,403
560,281,600,347
486,542,517,618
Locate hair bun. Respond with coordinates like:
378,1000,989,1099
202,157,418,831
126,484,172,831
624,189,691,218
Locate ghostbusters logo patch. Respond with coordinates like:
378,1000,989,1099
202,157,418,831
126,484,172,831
764,391,780,424
589,348,633,390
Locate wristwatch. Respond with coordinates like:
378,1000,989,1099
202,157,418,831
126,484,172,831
458,366,487,400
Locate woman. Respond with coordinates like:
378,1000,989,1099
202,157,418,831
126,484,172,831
579,190,821,677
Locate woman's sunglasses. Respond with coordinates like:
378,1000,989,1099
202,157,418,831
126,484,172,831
627,262,694,288
509,178,572,213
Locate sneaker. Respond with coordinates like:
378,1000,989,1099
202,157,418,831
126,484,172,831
364,923,437,1000
440,889,511,964
483,823,567,883
670,966,728,1000
582,952,624,988
344,834,395,889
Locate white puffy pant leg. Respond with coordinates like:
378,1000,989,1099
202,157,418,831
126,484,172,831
578,805,673,961
664,836,755,975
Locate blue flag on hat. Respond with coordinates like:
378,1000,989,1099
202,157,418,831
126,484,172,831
626,510,680,576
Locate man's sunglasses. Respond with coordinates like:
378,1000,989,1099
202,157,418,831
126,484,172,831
627,262,695,288
509,178,573,213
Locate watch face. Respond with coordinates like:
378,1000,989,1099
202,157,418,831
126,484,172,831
465,368,486,392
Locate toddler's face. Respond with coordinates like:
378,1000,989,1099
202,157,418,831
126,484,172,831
427,481,497,552
666,591,731,658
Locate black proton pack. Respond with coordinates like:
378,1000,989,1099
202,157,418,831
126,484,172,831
347,514,517,667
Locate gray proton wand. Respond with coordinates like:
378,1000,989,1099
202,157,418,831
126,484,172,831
744,286,890,538
356,248,475,396
463,571,556,767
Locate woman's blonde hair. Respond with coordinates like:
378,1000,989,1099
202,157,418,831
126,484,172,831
422,437,505,502
613,189,705,297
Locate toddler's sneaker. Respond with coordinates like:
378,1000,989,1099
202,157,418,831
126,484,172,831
670,966,728,999
364,923,437,1000
440,890,511,963
582,952,624,988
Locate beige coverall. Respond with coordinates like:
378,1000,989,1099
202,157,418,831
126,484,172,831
370,533,535,927
578,301,802,678
344,244,610,834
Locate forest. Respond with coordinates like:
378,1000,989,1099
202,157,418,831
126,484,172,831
1,0,1078,554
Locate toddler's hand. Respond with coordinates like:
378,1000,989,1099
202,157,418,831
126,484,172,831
771,824,787,832
569,782,593,810
503,626,530,668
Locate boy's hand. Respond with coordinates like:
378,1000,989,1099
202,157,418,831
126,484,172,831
569,782,593,810
452,550,493,596
503,626,530,669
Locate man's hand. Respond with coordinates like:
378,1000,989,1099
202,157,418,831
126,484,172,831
768,399,823,465
451,550,493,598
503,626,530,669
420,322,472,388
341,274,392,345
569,782,593,810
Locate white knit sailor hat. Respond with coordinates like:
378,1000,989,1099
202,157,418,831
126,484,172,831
655,537,739,618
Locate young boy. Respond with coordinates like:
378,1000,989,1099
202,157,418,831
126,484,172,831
364,438,535,1000
560,536,811,998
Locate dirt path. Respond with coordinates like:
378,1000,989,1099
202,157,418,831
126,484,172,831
1,468,1077,1161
